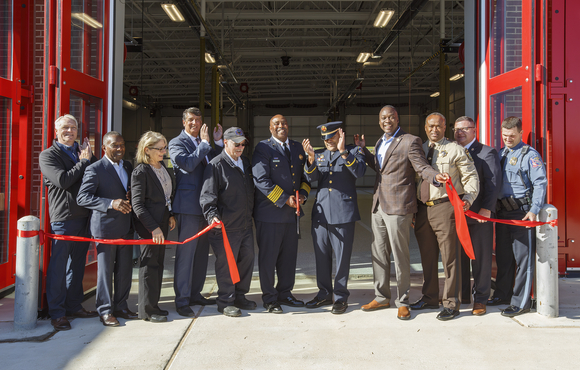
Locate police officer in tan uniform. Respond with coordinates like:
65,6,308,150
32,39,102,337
411,112,479,321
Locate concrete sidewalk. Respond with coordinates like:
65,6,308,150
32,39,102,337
1,190,579,369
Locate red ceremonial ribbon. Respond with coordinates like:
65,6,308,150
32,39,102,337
444,178,558,260
296,190,300,216
22,221,240,285
444,179,476,260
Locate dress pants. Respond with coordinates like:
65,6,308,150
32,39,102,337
370,209,413,307
495,209,535,309
174,214,210,308
95,239,133,316
256,221,299,304
46,218,91,319
460,218,493,304
414,202,461,310
208,227,255,310
138,244,166,319
311,221,355,303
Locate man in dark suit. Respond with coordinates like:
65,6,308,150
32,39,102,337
302,122,366,314
168,107,223,317
454,116,501,316
252,114,311,313
39,114,98,331
354,106,443,320
77,131,138,327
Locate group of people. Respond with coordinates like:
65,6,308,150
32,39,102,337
38,105,546,331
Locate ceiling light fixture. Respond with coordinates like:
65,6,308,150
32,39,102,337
430,92,440,98
356,52,371,63
449,73,465,81
71,13,103,29
373,9,395,28
161,3,185,22
205,53,216,64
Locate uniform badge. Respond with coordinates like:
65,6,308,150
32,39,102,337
299,154,304,160
440,150,448,157
530,156,543,168
321,126,327,132
509,157,517,166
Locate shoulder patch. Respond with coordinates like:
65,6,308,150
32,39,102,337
357,147,363,155
530,156,543,168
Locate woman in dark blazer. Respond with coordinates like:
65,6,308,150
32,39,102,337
131,131,176,322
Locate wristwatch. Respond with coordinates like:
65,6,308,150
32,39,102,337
340,150,349,156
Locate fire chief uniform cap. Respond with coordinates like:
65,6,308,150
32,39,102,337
317,121,342,140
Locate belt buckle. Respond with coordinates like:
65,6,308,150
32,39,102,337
426,201,434,206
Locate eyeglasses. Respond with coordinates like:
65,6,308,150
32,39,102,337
233,142,247,147
150,146,167,151
452,127,476,133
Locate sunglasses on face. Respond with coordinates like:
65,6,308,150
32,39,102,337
233,142,247,147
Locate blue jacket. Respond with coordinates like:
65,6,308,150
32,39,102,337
168,130,222,215
77,157,133,239
304,145,366,225
252,137,311,223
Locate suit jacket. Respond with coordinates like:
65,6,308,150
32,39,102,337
168,130,222,216
77,156,133,239
131,163,176,239
466,140,501,222
304,145,366,225
38,140,97,222
252,137,311,223
363,129,439,216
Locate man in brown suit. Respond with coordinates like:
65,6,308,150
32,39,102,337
354,105,446,320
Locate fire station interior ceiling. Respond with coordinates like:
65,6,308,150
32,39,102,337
123,0,465,111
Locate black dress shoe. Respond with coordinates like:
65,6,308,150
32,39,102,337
263,302,283,314
100,314,120,327
410,299,439,310
306,296,333,309
113,309,138,320
218,306,242,317
487,296,511,306
190,297,217,306
436,308,460,321
152,307,169,316
66,307,99,318
51,316,71,331
144,314,167,323
501,305,530,317
234,296,257,310
331,301,348,315
176,306,196,317
278,296,305,307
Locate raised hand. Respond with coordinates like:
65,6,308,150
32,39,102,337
337,128,346,153
79,137,92,160
213,123,223,141
302,138,315,165
353,134,366,148
200,124,210,142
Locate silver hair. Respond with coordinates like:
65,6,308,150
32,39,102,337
54,114,79,130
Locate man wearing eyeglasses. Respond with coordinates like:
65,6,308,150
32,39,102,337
453,116,501,316
168,107,223,317
200,127,256,317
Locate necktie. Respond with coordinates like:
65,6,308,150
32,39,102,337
420,144,435,203
284,143,291,161
196,137,208,165
67,146,79,163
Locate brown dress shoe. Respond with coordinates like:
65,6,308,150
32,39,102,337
51,316,71,331
472,303,486,316
397,306,411,320
100,314,120,327
361,300,390,312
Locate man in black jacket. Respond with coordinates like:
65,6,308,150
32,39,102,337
38,114,98,331
454,116,501,315
200,127,256,317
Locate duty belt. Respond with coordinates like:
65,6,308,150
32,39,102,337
425,197,450,207
497,196,530,212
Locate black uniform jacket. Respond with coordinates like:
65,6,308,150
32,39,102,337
200,151,254,232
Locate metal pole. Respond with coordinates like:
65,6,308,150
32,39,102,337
14,216,41,330
536,204,558,318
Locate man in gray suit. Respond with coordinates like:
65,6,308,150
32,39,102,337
77,131,138,327
169,107,223,317
454,116,501,316
354,105,445,320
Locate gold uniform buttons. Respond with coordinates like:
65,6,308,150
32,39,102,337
329,180,332,184
330,171,333,175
